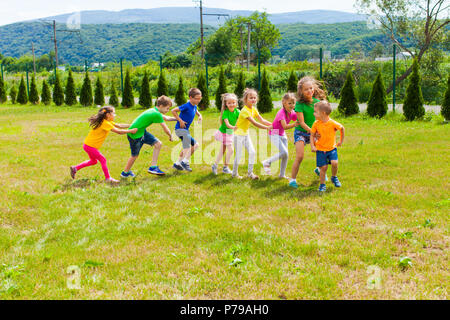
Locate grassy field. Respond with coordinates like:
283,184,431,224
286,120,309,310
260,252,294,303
0,104,448,299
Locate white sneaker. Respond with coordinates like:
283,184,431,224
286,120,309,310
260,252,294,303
105,177,119,184
248,172,259,180
262,160,271,175
222,166,232,174
211,163,218,175
232,174,243,179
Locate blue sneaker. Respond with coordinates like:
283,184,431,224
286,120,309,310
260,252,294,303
318,184,326,192
331,176,341,187
289,180,298,189
173,163,184,171
120,171,135,178
148,166,165,175
181,161,192,172
314,167,328,181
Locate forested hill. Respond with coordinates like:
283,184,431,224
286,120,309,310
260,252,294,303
0,21,389,66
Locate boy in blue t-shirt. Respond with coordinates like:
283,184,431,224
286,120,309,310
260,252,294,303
171,88,203,172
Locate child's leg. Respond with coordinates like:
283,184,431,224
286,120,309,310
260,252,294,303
232,135,244,176
86,146,111,179
124,156,138,172
290,141,305,180
319,165,328,185
215,144,225,166
225,144,233,167
244,136,256,174
331,160,338,177
267,135,288,166
279,136,289,177
151,141,162,166
75,144,99,171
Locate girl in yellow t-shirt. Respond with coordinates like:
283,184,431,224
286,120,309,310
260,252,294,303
70,106,137,183
232,88,272,180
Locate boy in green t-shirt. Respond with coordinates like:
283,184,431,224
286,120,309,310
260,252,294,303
121,96,176,177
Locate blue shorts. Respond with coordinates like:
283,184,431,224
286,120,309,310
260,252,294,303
175,129,197,149
127,130,159,157
316,148,338,167
294,130,310,145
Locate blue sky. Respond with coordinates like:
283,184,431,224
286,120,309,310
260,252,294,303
0,0,358,26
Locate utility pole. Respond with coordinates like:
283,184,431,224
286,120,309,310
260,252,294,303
247,22,251,71
239,26,244,67
32,42,36,76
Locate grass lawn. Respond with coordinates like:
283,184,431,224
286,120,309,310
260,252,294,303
0,104,448,299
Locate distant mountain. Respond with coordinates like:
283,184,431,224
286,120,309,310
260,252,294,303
37,8,366,26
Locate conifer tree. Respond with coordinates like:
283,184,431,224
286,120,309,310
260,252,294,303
234,70,245,109
122,69,134,108
367,71,388,118
215,67,227,111
17,76,28,104
196,72,209,110
156,70,168,105
139,71,151,108
10,85,17,104
41,80,51,105
175,75,186,106
338,70,359,116
79,71,93,107
258,69,273,113
287,70,297,93
28,74,39,104
441,75,450,121
403,59,425,121
0,75,6,103
94,75,105,106
64,69,77,106
53,72,64,106
109,83,119,108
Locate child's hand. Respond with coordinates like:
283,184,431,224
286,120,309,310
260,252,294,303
311,145,317,152
130,128,138,134
169,134,173,142
179,120,187,129
337,141,343,147
198,115,203,123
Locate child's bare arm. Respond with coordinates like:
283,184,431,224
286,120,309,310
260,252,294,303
281,119,296,130
257,114,272,126
337,126,345,147
296,112,311,133
224,119,235,130
196,110,203,122
248,116,271,130
160,122,173,141
171,107,186,128
111,127,137,135
310,129,317,152
114,123,130,129
162,115,177,122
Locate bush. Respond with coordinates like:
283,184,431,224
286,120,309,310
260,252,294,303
17,76,28,104
9,85,17,104
0,75,6,103
441,75,450,121
287,70,297,92
258,69,273,113
94,76,105,106
122,69,134,108
367,71,388,118
41,80,51,105
175,75,186,106
64,69,77,106
139,71,152,108
197,72,209,110
52,72,64,106
109,83,119,108
215,67,227,111
156,70,169,105
403,59,425,121
28,74,39,104
338,70,359,116
234,70,245,109
79,72,93,107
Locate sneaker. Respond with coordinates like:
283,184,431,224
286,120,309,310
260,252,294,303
314,167,328,181
331,176,341,187
289,180,298,189
262,160,271,175
279,175,290,180
173,162,184,171
318,184,326,192
105,177,119,184
248,172,259,180
70,166,77,179
212,163,218,175
232,174,243,179
222,166,232,174
120,171,135,178
148,166,165,175
181,161,192,172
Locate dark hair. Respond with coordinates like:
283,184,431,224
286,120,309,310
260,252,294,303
156,95,173,107
88,106,115,130
296,76,327,103
188,88,202,98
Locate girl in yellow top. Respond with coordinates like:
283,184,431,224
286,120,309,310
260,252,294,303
70,106,137,183
232,88,272,179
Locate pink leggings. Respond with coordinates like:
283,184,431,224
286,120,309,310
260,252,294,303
75,144,111,179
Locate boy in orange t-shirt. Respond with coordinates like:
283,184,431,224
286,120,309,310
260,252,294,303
310,101,345,192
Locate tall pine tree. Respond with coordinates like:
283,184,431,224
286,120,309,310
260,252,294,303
53,72,64,106
367,71,388,118
41,80,51,105
287,70,297,93
65,69,77,106
0,75,6,103
338,70,359,116
139,71,152,108
403,59,425,121
156,70,168,105
175,75,186,106
258,69,273,113
109,82,119,108
17,76,28,104
10,85,17,104
441,75,450,121
94,76,105,106
28,74,39,104
197,72,209,110
234,70,245,109
79,71,93,107
122,69,134,108
215,67,227,111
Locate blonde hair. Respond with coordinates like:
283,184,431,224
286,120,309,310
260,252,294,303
282,92,296,119
315,100,332,115
219,93,238,125
242,88,258,106
296,76,327,103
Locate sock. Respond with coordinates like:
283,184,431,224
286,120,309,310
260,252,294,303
175,160,181,165
182,158,189,164
289,178,296,183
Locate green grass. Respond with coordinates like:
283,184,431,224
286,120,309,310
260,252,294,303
0,103,448,299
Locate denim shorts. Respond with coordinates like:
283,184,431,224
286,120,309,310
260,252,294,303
316,148,338,167
294,130,311,145
127,130,159,157
175,129,197,149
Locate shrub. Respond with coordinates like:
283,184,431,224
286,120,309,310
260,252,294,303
367,71,388,118
338,70,359,116
403,59,425,121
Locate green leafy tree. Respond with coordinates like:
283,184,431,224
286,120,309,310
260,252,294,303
17,76,28,104
234,70,245,108
41,80,51,105
156,70,169,105
338,70,359,116
0,75,6,103
121,69,134,108
403,59,425,121
175,75,186,106
139,71,152,108
109,83,119,108
197,72,209,110
367,71,388,118
205,28,236,67
65,69,77,105
441,75,450,121
52,72,64,106
28,74,39,104
94,76,105,106
215,67,227,111
79,72,93,106
258,69,273,113
287,70,297,92
9,85,17,104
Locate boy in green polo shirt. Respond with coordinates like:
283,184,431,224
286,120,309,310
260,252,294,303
121,96,176,177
